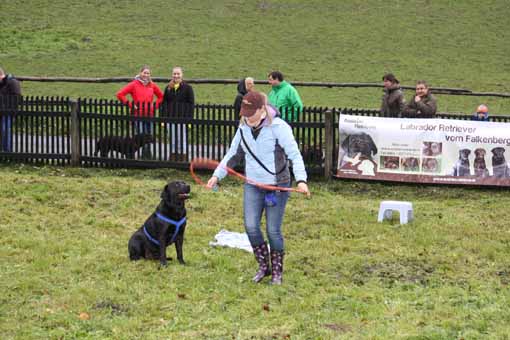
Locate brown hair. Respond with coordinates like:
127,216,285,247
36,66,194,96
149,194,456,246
139,65,151,72
416,80,429,88
382,73,399,84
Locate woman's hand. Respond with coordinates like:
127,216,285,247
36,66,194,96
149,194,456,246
206,176,219,189
297,182,310,197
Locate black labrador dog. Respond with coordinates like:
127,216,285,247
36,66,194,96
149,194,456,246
94,133,154,158
128,181,191,266
491,147,510,178
452,149,471,176
340,132,378,166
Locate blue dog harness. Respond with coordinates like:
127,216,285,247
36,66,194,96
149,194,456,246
143,212,187,246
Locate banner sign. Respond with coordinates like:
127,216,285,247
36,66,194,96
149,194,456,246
336,114,510,186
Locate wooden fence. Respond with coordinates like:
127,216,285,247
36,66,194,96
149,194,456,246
1,96,509,177
0,96,330,175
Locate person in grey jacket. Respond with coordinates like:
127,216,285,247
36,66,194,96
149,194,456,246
402,80,437,118
380,73,405,117
207,91,310,285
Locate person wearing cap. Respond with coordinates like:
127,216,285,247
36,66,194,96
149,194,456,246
207,91,310,285
267,71,303,122
0,67,21,152
402,80,437,118
472,104,489,121
380,73,405,117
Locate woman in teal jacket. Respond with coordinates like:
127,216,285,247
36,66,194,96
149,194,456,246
207,91,309,285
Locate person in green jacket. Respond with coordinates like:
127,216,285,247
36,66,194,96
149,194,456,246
267,71,303,122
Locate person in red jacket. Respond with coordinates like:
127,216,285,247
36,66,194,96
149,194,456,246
116,65,163,159
116,65,164,117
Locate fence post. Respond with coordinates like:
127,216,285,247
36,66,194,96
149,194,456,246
70,99,80,166
324,109,334,178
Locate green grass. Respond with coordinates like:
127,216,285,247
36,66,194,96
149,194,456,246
1,164,510,339
1,0,509,114
2,1,510,338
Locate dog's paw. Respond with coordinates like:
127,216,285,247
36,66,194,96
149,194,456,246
178,259,186,265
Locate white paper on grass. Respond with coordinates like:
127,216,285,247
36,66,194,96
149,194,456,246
209,229,254,253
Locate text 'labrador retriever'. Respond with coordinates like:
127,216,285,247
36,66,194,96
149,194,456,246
128,181,191,266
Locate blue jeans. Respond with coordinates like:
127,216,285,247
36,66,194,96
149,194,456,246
166,123,187,153
243,182,290,252
133,120,153,135
1,115,12,152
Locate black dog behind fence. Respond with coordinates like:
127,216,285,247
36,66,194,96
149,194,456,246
1,95,509,176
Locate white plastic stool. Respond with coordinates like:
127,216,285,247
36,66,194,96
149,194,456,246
377,201,413,224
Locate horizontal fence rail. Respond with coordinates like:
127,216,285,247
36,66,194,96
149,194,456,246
15,76,510,98
1,95,509,177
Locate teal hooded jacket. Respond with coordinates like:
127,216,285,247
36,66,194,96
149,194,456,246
267,81,303,121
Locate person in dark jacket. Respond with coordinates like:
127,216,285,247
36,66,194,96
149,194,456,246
402,80,437,118
234,77,255,115
0,67,21,152
380,73,405,117
161,67,195,159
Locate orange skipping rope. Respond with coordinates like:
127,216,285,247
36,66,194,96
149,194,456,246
189,157,308,194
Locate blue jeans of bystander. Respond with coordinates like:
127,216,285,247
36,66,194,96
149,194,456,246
1,115,12,152
167,123,187,154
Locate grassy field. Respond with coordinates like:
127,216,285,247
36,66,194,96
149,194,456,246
1,0,509,114
1,164,510,339
2,1,510,339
